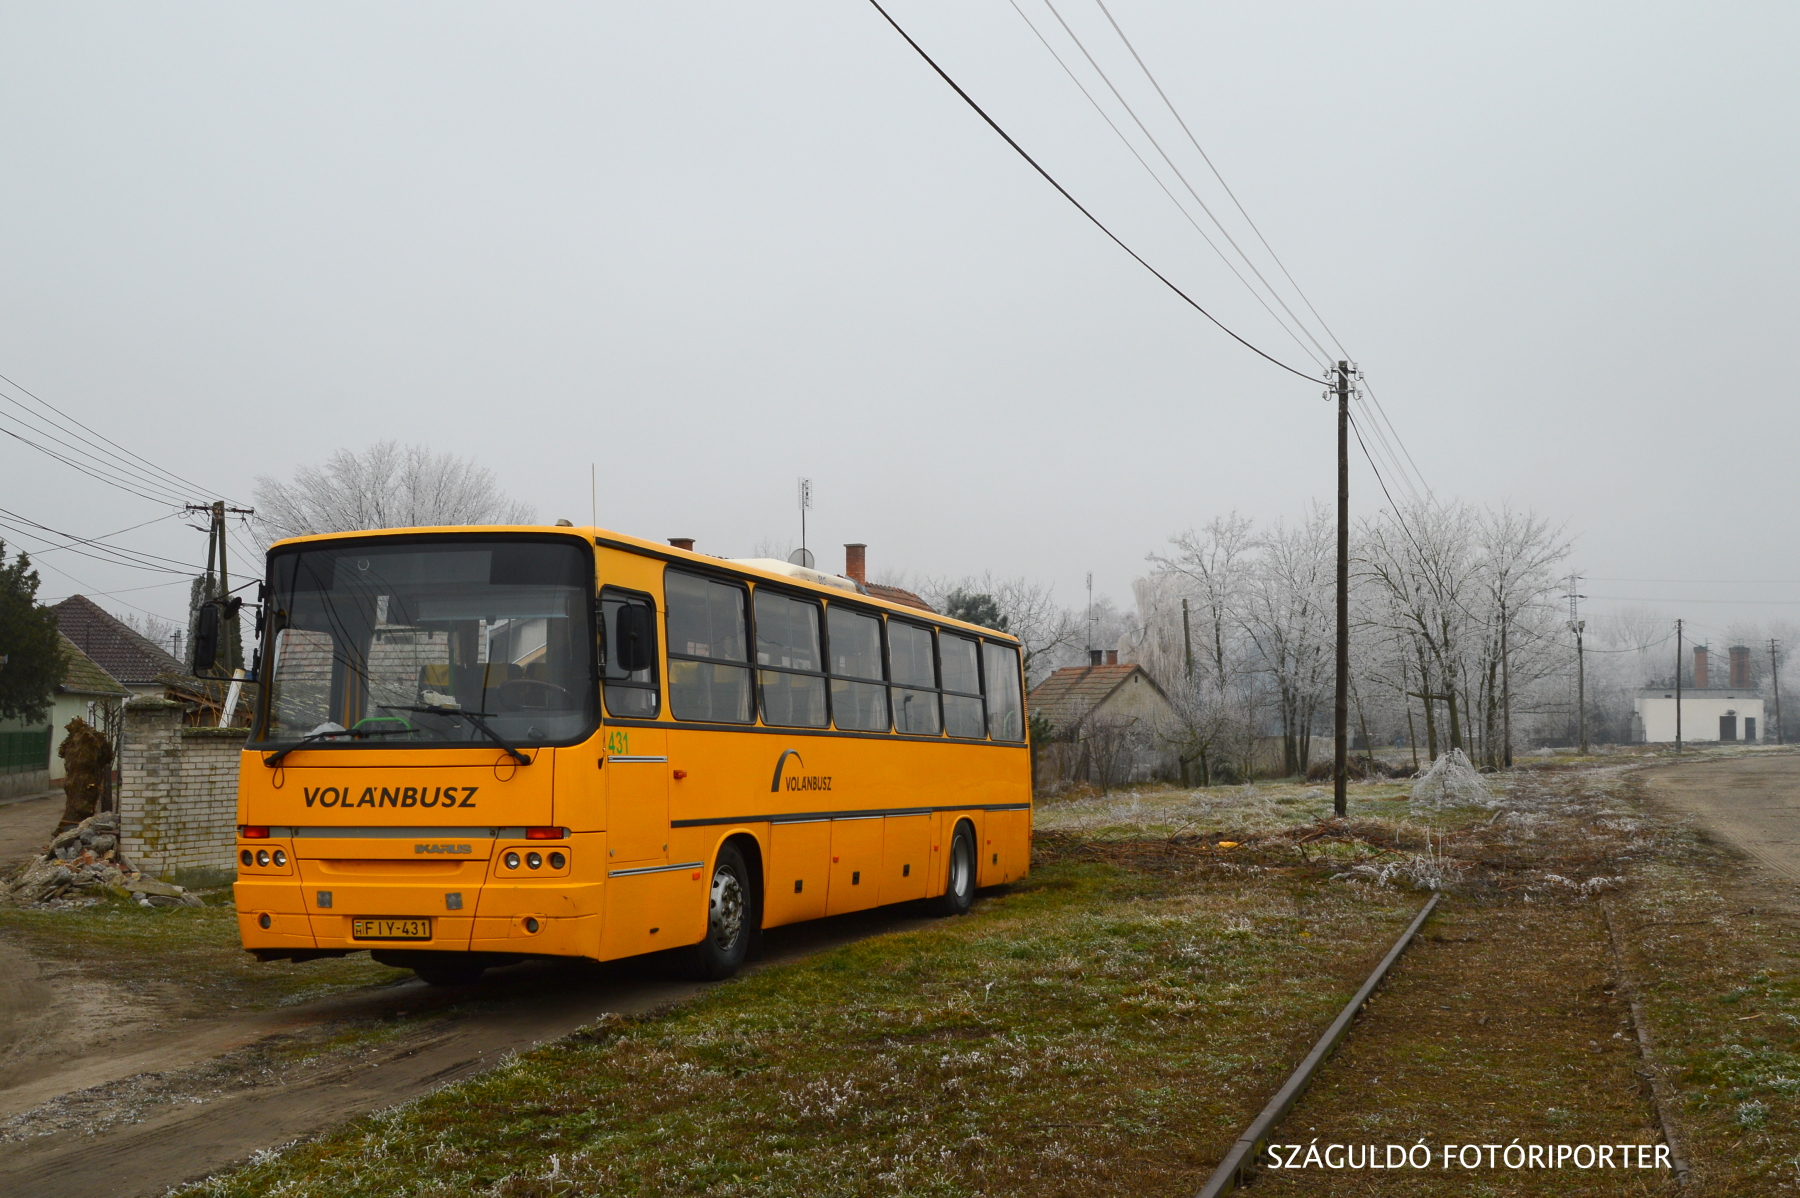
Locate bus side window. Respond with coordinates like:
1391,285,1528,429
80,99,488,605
827,605,889,732
939,632,985,738
888,621,941,736
601,590,659,718
982,641,1025,741
755,591,826,728
665,570,753,723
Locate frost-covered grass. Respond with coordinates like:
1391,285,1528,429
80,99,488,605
173,857,1420,1198
1031,778,1418,840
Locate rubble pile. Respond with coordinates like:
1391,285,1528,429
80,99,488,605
8,812,202,908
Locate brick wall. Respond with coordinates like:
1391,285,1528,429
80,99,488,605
120,696,246,878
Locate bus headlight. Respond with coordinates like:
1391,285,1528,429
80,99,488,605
504,851,521,869
526,852,543,870
548,851,566,870
272,849,287,867
256,850,271,867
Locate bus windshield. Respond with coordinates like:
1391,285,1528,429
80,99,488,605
254,536,596,749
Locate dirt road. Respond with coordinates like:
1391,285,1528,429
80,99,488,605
1643,751,1800,884
0,901,933,1197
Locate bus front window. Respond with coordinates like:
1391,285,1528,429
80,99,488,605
255,537,596,748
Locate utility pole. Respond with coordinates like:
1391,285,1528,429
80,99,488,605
1675,618,1684,753
1182,597,1194,680
185,501,255,678
1500,597,1513,768
1085,572,1094,656
1565,574,1586,754
1772,639,1784,745
1332,361,1350,819
797,478,812,562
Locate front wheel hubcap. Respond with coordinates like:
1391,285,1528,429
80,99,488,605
709,867,745,950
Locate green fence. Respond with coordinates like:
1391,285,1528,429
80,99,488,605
0,727,51,774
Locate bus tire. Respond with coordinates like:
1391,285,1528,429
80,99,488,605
413,958,487,987
678,843,752,980
928,820,977,917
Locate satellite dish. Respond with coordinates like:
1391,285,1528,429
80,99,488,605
787,548,816,569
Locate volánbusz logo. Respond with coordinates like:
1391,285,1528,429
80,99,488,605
769,749,830,793
301,785,478,809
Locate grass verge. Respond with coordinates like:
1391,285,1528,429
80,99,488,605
176,853,1423,1197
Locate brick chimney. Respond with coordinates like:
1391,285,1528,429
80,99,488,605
1694,645,1709,689
1105,649,1118,666
1730,645,1751,688
844,543,866,584
668,538,694,552
1088,649,1103,667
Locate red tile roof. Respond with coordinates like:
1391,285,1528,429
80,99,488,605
863,582,935,613
1026,663,1164,731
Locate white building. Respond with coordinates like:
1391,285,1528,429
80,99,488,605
1634,688,1765,743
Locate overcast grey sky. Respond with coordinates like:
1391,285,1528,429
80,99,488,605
3,2,1796,637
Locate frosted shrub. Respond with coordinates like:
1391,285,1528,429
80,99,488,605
1410,749,1491,806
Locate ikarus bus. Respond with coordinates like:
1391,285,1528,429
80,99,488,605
235,526,1032,985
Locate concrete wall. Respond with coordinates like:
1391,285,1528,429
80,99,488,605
1635,693,1765,743
119,696,246,878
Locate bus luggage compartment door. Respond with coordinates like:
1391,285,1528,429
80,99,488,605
605,728,669,865
827,816,883,916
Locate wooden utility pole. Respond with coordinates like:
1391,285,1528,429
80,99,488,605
1771,639,1784,745
1182,597,1194,680
1500,599,1513,768
1333,361,1350,818
1675,619,1684,753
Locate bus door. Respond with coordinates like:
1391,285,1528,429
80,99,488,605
604,726,669,866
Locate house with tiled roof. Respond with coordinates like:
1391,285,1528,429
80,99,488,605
1027,651,1178,785
52,595,185,695
51,594,256,727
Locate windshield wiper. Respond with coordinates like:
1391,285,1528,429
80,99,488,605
261,726,411,769
384,706,534,765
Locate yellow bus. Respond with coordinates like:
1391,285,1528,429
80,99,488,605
234,525,1032,985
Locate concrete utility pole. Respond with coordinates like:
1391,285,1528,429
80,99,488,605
1565,574,1586,754
1772,639,1784,745
185,500,255,678
1675,618,1684,753
1332,361,1350,818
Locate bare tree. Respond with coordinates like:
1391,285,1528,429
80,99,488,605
919,572,1081,683
254,441,535,542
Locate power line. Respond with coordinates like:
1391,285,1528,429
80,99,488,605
1058,0,1335,364
0,370,238,504
1090,0,1351,362
863,0,1324,383
0,506,193,574
1003,0,1327,368
1020,0,1332,366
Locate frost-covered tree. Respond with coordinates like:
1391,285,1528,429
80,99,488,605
254,441,535,542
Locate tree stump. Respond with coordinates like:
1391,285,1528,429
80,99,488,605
57,717,113,832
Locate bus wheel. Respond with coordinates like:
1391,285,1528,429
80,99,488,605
679,843,751,980
413,958,487,987
928,821,977,917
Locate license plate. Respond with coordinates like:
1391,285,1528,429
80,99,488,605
351,917,432,940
